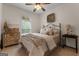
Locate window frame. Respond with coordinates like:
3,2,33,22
21,17,32,34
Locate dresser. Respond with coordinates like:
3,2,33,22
1,28,20,49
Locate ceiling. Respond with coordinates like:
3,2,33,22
5,3,63,14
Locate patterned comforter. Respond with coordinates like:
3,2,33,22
21,33,56,56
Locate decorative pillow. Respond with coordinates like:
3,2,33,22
53,29,59,35
40,25,45,33
40,28,47,34
46,29,54,35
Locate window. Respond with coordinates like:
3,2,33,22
22,16,31,33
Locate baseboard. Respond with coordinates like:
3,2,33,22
4,43,19,47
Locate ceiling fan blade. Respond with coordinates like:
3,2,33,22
25,3,34,5
25,3,50,5
33,8,36,12
41,7,45,11
42,3,50,5
44,3,50,4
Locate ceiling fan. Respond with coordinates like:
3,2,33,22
25,3,50,12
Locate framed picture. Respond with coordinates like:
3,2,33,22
47,13,55,23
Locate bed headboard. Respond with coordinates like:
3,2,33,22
41,23,62,45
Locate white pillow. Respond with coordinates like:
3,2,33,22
40,28,47,34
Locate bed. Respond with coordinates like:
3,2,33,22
20,23,61,56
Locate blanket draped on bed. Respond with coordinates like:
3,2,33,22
21,33,56,56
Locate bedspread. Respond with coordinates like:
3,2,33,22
21,33,56,56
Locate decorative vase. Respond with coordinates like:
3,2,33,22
65,24,73,35
3,22,9,33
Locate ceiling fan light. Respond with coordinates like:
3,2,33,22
34,4,41,10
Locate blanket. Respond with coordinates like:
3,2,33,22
21,33,56,56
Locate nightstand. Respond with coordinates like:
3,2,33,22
1,33,4,49
62,34,78,53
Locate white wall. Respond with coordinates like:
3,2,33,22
41,4,79,48
2,4,41,34
0,4,2,41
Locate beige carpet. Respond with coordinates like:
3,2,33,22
0,44,79,56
